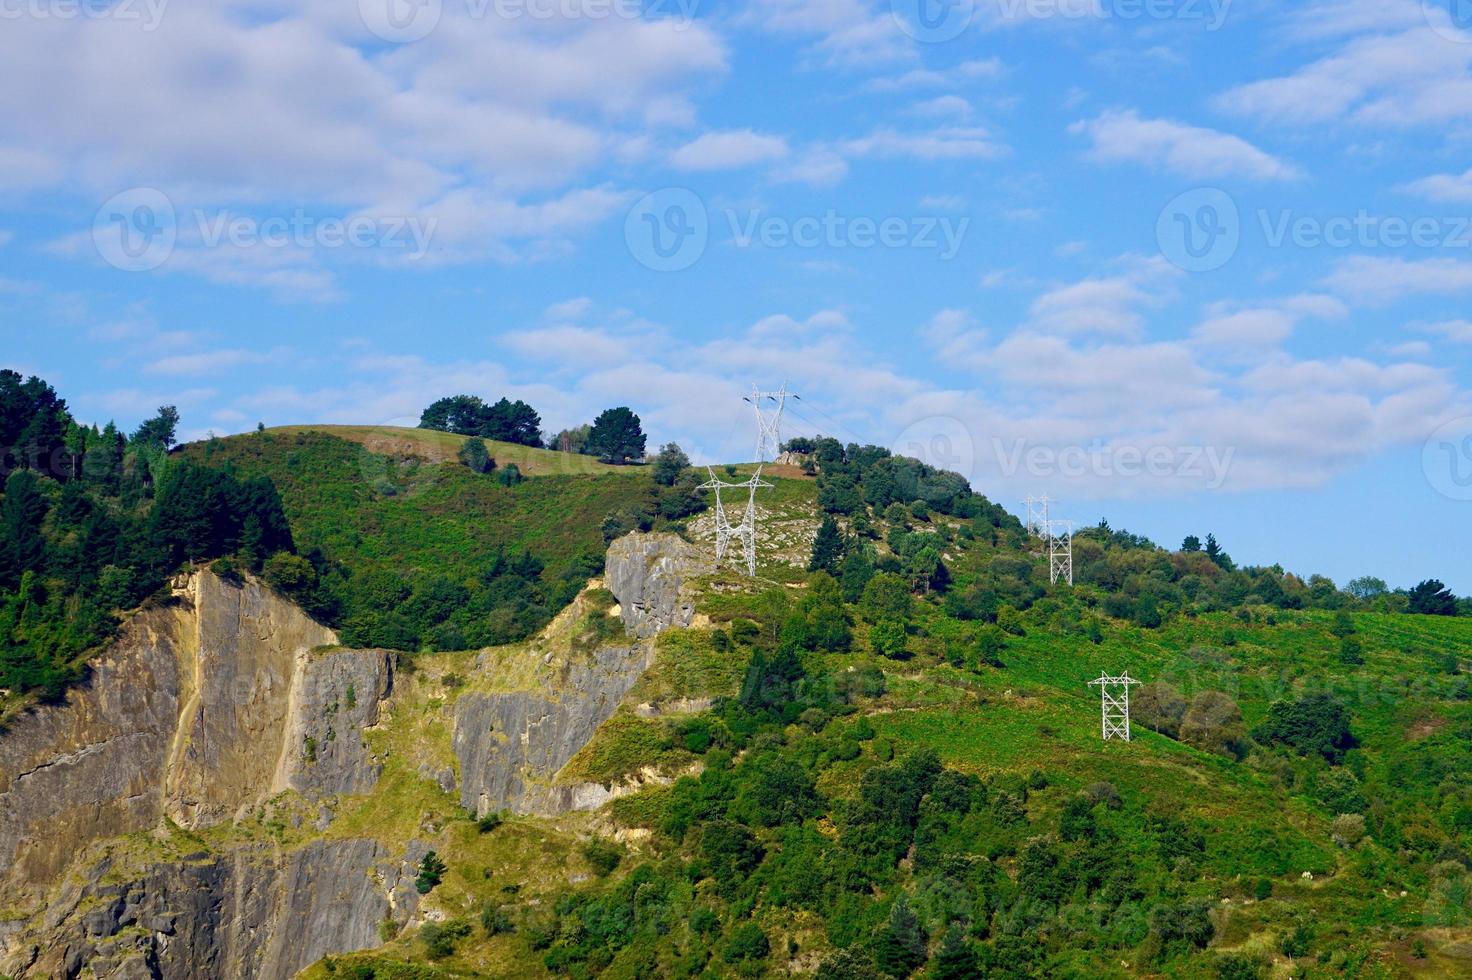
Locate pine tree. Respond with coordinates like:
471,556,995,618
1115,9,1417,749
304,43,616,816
809,515,844,575
928,925,976,980
872,900,926,978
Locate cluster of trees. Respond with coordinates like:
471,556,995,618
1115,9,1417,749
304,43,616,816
0,373,298,697
599,443,705,541
789,436,1012,526
523,580,1240,977
419,395,542,446
550,407,647,465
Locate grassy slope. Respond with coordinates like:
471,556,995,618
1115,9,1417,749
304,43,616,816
146,442,1471,976
265,424,623,476
180,430,650,585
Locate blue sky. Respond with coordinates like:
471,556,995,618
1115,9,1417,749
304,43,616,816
3,0,1472,591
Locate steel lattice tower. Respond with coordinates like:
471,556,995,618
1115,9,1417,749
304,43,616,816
1046,518,1074,586
745,383,797,462
698,465,773,576
1088,673,1141,741
1023,494,1050,545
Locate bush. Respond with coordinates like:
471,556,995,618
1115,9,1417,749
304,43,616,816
722,922,770,963
1332,813,1366,848
456,437,495,474
420,918,472,960
1133,682,1186,738
581,838,623,877
477,811,504,834
415,851,447,894
1180,691,1247,758
1253,693,1357,763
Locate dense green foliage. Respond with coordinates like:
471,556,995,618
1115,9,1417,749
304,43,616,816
419,394,543,447
0,373,298,699
586,407,647,465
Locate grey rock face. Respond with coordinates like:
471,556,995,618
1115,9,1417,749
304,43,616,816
6,838,421,980
278,649,395,799
454,643,651,816
0,602,190,893
454,532,710,816
603,531,711,638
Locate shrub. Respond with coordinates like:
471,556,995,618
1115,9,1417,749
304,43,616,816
476,811,504,834
1180,691,1247,758
722,922,770,963
581,838,623,877
415,851,447,894
1253,693,1357,763
1332,813,1366,849
420,918,472,959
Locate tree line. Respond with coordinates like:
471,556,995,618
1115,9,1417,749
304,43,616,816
420,395,648,465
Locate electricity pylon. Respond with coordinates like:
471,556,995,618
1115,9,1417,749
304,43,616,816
745,383,797,462
1023,494,1050,543
1046,519,1074,586
1087,673,1141,741
698,465,772,576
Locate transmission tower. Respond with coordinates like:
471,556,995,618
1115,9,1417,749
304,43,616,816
698,465,773,576
1087,673,1141,741
1046,519,1074,586
745,383,798,462
1022,494,1050,542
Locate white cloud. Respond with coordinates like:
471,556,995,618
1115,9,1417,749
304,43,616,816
671,130,789,170
1422,319,1472,344
909,96,972,119
146,348,284,376
840,126,1006,161
1401,168,1472,204
1321,256,1472,305
919,194,966,211
1026,255,1180,338
1071,110,1301,181
866,59,1005,92
1191,308,1297,352
1217,20,1472,129
744,0,915,68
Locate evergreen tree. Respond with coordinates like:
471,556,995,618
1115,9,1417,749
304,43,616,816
1182,534,1202,552
585,407,646,464
1204,533,1233,570
457,437,495,474
928,925,976,980
651,442,690,486
130,405,180,451
809,514,845,575
872,900,926,978
1407,579,1458,616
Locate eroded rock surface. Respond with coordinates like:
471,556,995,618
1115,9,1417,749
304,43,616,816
604,531,711,638
454,532,711,816
4,838,422,980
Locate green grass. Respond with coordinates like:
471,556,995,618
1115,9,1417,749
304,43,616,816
183,430,656,587
264,424,626,476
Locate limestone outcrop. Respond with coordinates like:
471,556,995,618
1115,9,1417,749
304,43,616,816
454,532,711,816
603,531,711,638
3,838,424,980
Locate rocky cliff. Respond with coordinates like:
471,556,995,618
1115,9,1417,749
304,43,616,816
453,531,712,817
0,532,708,978
0,571,401,978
